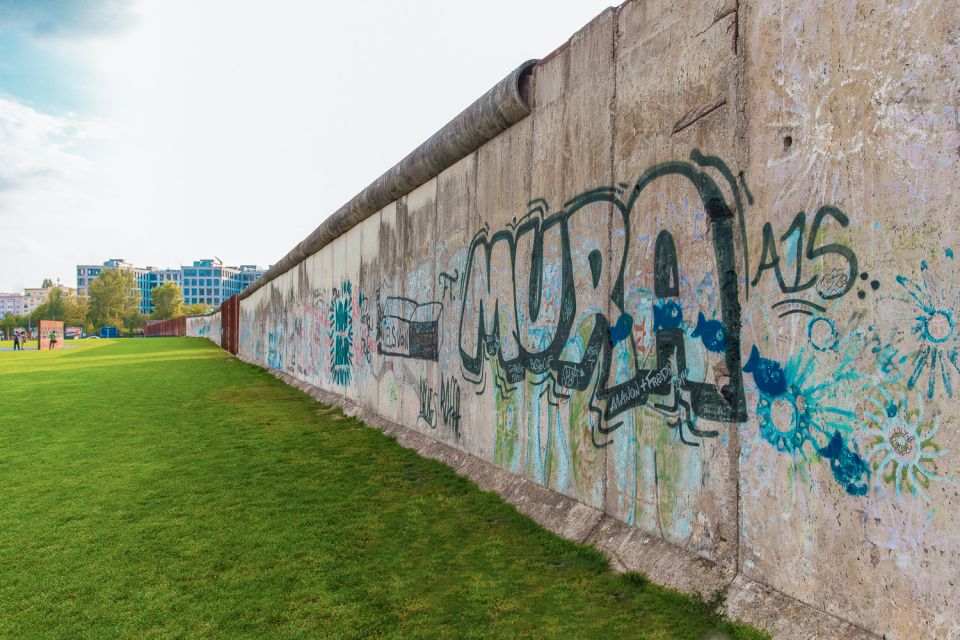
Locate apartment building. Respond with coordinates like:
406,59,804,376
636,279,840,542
0,292,24,317
77,258,266,314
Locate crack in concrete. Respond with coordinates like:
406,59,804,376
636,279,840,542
693,5,738,39
671,98,728,135
579,513,606,544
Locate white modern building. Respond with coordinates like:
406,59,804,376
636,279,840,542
0,292,24,317
77,258,266,313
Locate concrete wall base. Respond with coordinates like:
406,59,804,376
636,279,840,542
268,369,880,640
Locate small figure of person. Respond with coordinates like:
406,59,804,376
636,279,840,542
13,331,20,351
49,330,58,350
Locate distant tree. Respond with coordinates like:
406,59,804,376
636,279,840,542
1,314,26,338
122,312,146,336
30,286,67,322
183,303,213,315
151,282,183,320
41,278,54,288
88,269,140,329
64,294,90,331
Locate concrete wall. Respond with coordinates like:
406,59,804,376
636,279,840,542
210,1,958,637
187,313,221,346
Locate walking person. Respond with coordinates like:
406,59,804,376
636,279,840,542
12,331,20,351
49,330,58,351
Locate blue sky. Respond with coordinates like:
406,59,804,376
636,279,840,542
0,0,136,114
0,0,614,293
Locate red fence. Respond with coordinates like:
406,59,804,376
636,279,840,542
221,295,239,355
38,320,65,350
148,295,238,354
144,316,186,337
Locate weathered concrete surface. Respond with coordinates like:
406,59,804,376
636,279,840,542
736,2,960,638
186,314,220,345
189,1,960,637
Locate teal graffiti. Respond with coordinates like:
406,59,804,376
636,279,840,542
329,281,354,386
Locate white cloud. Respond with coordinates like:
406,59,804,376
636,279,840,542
0,97,90,192
0,96,113,290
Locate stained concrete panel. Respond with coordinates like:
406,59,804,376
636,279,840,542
376,202,403,425
470,116,533,469
307,237,324,388
539,8,616,511
357,211,382,416
435,153,478,450
395,179,439,436
317,236,335,391
609,0,742,565
738,1,960,637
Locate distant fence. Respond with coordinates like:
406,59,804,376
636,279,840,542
221,295,239,355
160,298,236,346
144,316,186,337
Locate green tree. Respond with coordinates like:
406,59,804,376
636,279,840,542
1,314,26,339
41,278,54,288
123,312,146,335
64,294,91,332
183,303,213,315
88,269,140,330
30,286,67,322
150,282,183,320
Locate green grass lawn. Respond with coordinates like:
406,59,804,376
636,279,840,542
0,338,89,349
0,338,767,639
1,338,32,349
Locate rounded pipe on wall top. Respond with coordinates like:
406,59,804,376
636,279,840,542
240,58,538,301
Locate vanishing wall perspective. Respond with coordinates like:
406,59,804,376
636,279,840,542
190,2,960,638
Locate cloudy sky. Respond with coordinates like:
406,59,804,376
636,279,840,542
0,0,614,292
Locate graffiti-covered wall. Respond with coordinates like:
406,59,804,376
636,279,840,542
187,313,221,346
227,2,959,638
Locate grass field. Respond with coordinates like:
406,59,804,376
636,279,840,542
0,338,33,349
0,338,767,639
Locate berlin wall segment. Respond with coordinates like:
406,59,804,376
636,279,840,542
191,1,960,638
229,149,954,638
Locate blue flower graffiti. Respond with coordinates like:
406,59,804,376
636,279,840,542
328,281,354,386
893,248,960,398
862,387,949,503
744,344,870,495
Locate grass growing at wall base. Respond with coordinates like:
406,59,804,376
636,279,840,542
0,338,768,639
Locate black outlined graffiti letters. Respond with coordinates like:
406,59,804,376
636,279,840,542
438,270,460,302
457,152,749,446
379,297,442,361
752,207,858,301
417,375,461,438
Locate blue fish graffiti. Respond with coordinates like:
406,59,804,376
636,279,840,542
819,431,870,496
653,300,683,331
609,313,634,346
743,345,787,396
691,312,726,353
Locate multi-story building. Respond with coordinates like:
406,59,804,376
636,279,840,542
0,292,24,317
76,259,149,313
179,260,267,307
22,285,76,316
77,258,266,314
